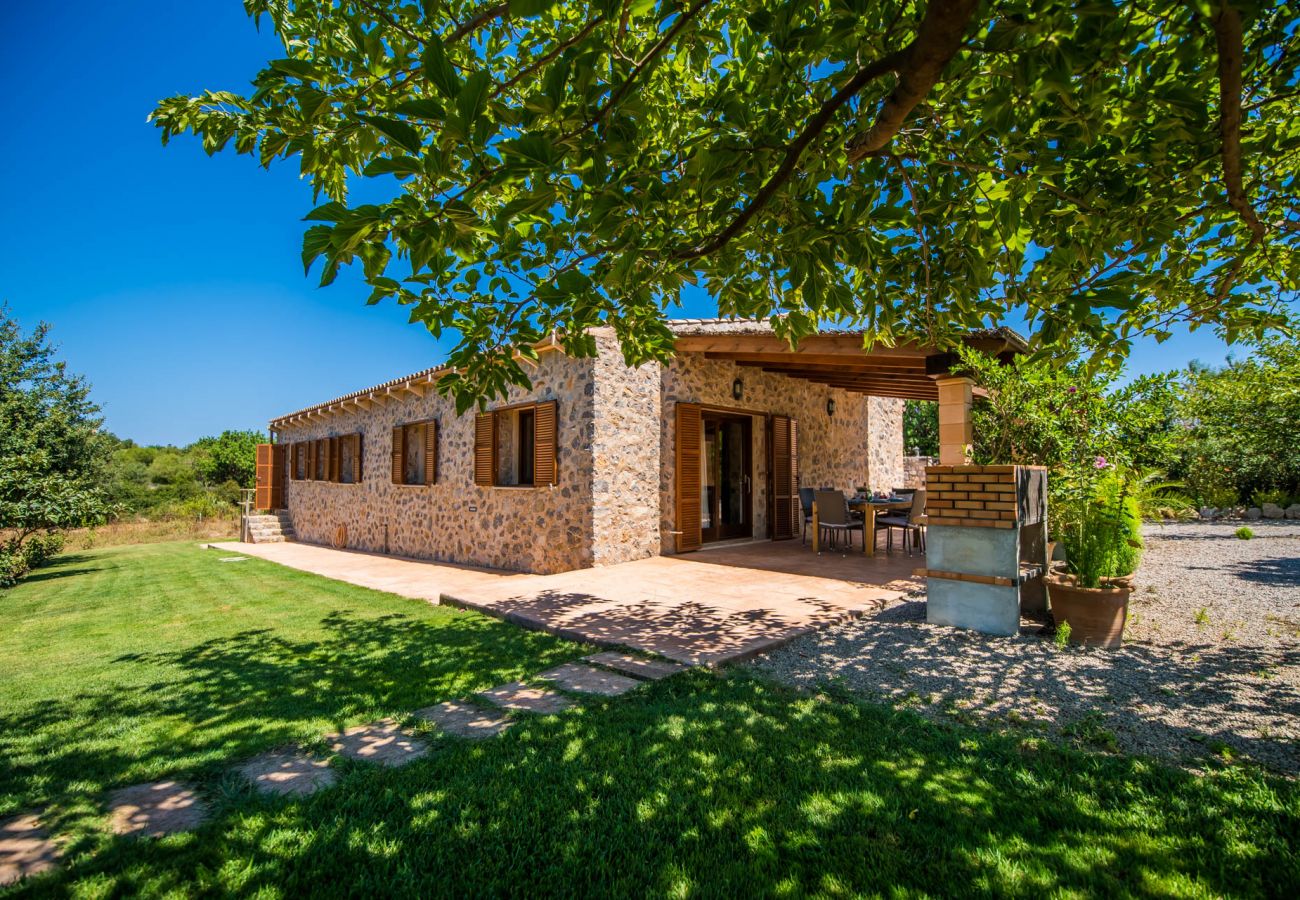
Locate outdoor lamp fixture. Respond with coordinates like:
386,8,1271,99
732,377,744,401
826,398,836,417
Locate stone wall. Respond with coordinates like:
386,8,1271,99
903,455,938,488
276,349,596,575
589,329,662,566
658,353,905,554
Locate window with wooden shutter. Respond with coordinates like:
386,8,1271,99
352,433,363,483
533,400,557,486
423,420,437,485
391,425,404,484
769,415,798,540
474,412,495,486
675,402,702,552
328,436,340,482
307,440,317,481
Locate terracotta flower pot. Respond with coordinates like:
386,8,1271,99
1045,573,1134,649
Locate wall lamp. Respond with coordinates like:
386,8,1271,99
732,377,744,401
826,398,836,417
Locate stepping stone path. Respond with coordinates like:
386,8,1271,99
329,719,429,767
414,701,513,739
537,662,643,697
238,749,338,797
477,681,575,714
584,651,691,681
108,781,210,838
0,814,59,887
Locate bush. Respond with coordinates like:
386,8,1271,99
1058,470,1142,588
0,532,65,588
1235,527,1254,540
1252,489,1294,509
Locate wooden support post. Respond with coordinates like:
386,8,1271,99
811,502,819,554
936,376,975,466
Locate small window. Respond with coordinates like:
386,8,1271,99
314,438,328,480
475,401,556,488
392,420,437,486
293,442,306,480
496,408,535,487
338,433,362,484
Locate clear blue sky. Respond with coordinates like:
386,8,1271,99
0,2,1268,446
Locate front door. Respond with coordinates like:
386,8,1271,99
701,413,753,543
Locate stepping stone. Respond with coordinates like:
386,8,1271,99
108,781,209,838
476,681,575,715
413,701,514,739
328,719,429,767
584,651,691,681
537,662,642,697
0,814,59,886
238,749,338,797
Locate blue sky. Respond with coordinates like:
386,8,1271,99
0,2,1269,446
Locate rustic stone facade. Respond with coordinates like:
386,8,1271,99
657,352,903,554
277,349,596,575
273,326,905,574
903,455,938,488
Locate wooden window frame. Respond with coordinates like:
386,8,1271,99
391,419,438,486
474,400,557,488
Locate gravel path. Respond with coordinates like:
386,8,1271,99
752,521,1300,775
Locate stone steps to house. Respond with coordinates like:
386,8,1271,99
244,512,295,544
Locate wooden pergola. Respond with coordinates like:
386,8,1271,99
672,327,1025,464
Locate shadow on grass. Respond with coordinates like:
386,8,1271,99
0,608,579,819
20,672,1300,898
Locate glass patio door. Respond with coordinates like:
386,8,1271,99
701,413,753,542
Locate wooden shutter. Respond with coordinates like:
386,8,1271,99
474,412,495,486
675,402,702,552
423,420,438,485
533,400,557,486
270,444,286,508
770,415,798,540
391,426,404,484
328,436,340,482
307,440,317,481
254,443,273,510
353,433,363,483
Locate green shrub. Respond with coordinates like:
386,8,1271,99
0,532,66,588
1252,489,1293,508
1235,526,1254,540
1059,470,1143,588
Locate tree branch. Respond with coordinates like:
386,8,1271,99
495,16,606,97
577,0,715,134
846,0,980,163
673,52,906,261
446,2,510,44
1212,3,1266,243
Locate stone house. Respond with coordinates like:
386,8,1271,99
259,319,1021,575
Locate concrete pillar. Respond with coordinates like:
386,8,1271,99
935,376,974,466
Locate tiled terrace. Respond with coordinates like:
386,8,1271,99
215,539,923,666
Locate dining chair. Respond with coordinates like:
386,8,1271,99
799,487,816,544
813,489,865,552
876,489,927,555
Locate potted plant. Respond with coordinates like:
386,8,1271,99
1046,463,1142,648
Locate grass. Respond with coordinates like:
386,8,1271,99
3,544,1298,897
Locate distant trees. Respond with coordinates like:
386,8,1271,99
902,402,939,458
103,429,266,521
192,430,263,487
0,308,112,586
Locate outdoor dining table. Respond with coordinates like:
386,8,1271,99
855,496,914,556
812,495,911,556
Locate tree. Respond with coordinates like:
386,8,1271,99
902,401,938,457
1174,337,1300,505
0,309,112,585
152,1,1298,409
192,429,266,488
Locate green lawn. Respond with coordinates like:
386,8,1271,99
2,544,1297,897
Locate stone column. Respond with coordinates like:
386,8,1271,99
935,376,974,466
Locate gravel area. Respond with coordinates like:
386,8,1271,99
752,521,1300,775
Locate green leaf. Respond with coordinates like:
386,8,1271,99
357,115,423,154
422,38,461,101
507,0,557,17
456,72,491,129
363,156,425,178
